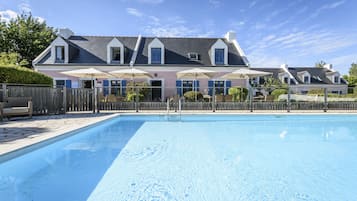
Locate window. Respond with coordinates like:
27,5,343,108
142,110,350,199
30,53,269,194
55,46,65,62
151,48,162,64
214,81,225,95
214,48,224,65
283,77,289,84
303,76,309,84
55,80,65,87
111,47,121,62
334,76,339,83
187,52,199,61
250,77,260,87
182,80,193,94
110,80,121,95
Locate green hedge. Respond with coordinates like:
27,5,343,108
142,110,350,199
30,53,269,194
0,65,52,85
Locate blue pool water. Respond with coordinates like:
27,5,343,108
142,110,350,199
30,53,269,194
1,115,357,201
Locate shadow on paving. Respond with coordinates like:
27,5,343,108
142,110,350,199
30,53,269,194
0,127,50,143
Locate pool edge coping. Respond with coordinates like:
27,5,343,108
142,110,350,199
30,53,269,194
0,113,121,163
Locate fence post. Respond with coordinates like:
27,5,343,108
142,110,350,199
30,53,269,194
135,86,139,112
323,88,328,112
287,86,291,113
92,88,96,113
96,87,100,113
63,85,67,114
212,86,216,112
249,86,253,112
2,83,7,100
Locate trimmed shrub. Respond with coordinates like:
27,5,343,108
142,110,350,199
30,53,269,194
271,89,288,100
0,65,52,85
228,87,248,101
184,91,203,102
307,89,324,95
125,81,150,101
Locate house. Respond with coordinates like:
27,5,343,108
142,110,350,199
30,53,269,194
33,29,249,101
33,28,347,101
251,64,347,94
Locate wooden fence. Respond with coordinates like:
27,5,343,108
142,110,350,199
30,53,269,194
1,84,357,114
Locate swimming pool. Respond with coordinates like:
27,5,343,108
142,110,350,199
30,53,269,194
1,115,357,201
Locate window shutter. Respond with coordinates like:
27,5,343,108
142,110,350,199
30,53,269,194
176,80,182,96
103,80,109,96
121,80,127,96
65,80,72,88
208,80,214,96
225,80,231,95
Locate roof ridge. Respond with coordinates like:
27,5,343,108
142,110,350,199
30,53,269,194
70,35,223,40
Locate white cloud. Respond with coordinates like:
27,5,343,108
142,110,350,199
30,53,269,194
126,8,143,17
209,0,221,8
36,16,45,23
146,25,198,37
329,54,357,67
144,15,214,37
0,10,18,23
309,0,346,19
245,28,357,70
0,9,45,24
18,2,31,13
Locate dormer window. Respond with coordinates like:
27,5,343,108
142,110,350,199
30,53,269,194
215,49,225,65
148,38,164,64
283,77,289,84
107,38,124,64
151,48,162,64
111,47,121,62
188,52,199,61
303,76,309,84
55,46,65,63
334,76,340,83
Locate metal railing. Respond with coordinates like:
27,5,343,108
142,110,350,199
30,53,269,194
1,83,357,114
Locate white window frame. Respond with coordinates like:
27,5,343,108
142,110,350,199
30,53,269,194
148,38,165,64
210,39,228,66
149,78,165,101
50,37,69,64
212,79,228,95
108,79,123,96
187,52,199,61
107,38,124,64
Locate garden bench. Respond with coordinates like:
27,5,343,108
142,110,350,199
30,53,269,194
0,97,33,120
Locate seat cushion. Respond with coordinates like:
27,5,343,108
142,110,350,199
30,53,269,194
3,107,29,114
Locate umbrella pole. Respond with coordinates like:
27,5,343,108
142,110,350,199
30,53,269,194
92,76,96,114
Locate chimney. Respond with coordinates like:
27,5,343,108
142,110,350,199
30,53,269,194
58,28,74,39
324,64,333,70
225,31,236,43
280,64,288,69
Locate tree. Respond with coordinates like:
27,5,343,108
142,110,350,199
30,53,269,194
0,18,6,50
348,62,357,77
1,13,56,68
315,60,326,68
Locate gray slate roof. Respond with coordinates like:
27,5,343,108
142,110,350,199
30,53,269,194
37,36,246,66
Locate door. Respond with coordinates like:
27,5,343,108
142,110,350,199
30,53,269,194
151,80,162,101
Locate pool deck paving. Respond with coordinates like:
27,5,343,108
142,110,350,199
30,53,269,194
0,110,356,157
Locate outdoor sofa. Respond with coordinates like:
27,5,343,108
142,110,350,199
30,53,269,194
0,97,33,120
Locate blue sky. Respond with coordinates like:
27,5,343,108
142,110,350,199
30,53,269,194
1,0,356,74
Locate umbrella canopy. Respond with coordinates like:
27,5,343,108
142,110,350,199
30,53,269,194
220,68,272,79
109,68,153,80
177,68,216,79
61,68,112,79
